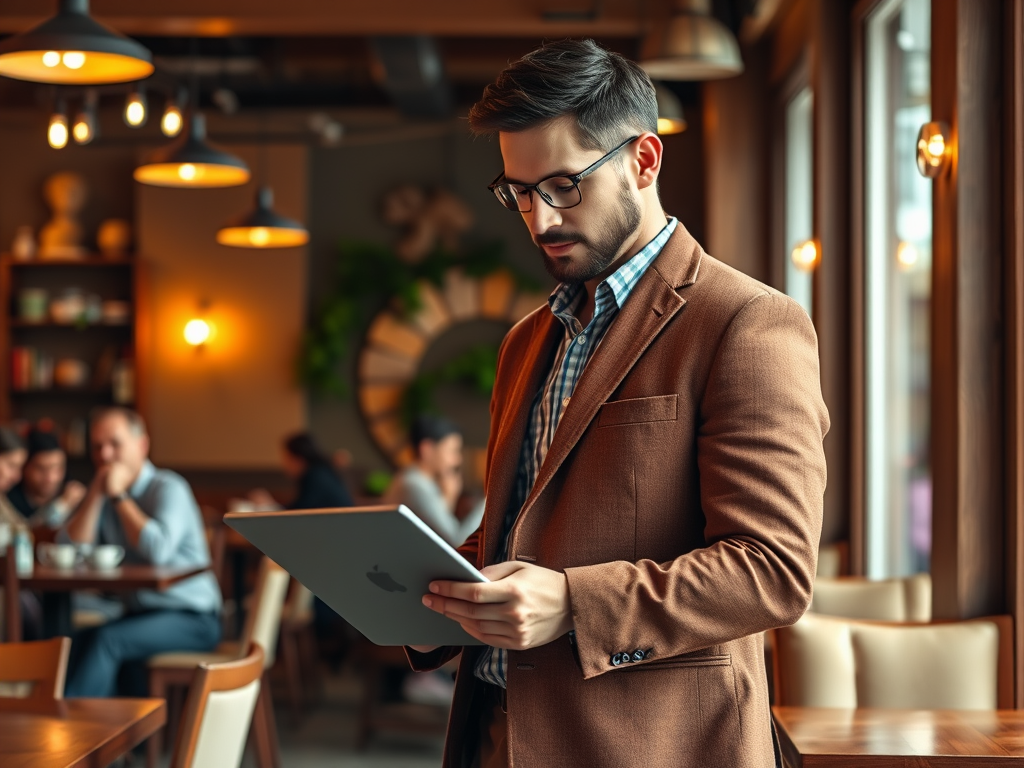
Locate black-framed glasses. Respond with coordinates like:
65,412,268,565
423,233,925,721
487,134,640,213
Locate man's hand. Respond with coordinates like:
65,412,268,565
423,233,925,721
61,480,87,508
104,463,133,497
422,561,574,650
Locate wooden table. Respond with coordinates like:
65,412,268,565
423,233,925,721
0,697,166,768
3,554,210,641
773,706,1024,767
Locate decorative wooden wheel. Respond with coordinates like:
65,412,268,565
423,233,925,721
357,268,549,467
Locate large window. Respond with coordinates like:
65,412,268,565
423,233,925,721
784,87,814,316
864,0,932,577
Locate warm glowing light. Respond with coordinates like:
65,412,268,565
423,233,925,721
184,319,211,346
916,121,951,178
42,51,60,68
791,239,820,272
896,241,919,269
657,116,687,135
48,114,68,149
124,90,146,127
926,134,945,158
72,117,92,144
62,51,85,69
161,105,183,137
178,164,198,181
248,228,271,246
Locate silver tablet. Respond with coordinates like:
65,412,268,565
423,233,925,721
224,504,487,646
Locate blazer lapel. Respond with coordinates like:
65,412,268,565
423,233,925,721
481,311,561,565
510,227,701,540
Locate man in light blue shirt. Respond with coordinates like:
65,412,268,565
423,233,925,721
63,407,221,697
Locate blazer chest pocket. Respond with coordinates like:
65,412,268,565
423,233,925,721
597,394,678,427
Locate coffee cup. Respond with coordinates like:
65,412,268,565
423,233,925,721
88,544,125,570
38,542,77,570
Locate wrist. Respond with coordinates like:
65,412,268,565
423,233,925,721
110,490,130,504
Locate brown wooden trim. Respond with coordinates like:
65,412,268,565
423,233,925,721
1005,0,1024,710
0,255,12,424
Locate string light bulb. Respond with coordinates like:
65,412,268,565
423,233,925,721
72,88,98,145
124,85,147,127
184,318,211,346
48,99,69,149
161,101,183,137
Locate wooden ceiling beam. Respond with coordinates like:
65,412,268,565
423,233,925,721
0,0,666,38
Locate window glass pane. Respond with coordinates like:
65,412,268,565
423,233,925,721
865,0,932,578
785,87,814,316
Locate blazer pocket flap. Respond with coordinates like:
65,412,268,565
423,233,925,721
598,394,678,427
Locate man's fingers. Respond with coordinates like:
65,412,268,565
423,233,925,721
424,595,508,622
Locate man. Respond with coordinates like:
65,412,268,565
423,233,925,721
7,428,86,529
384,414,485,547
408,40,829,768
62,407,222,697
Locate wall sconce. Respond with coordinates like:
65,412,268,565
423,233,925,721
916,121,951,178
184,300,214,349
791,238,820,272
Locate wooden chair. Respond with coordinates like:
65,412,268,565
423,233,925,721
810,573,932,622
815,540,850,577
147,557,290,768
0,636,71,701
772,613,1014,709
169,643,265,768
277,579,319,726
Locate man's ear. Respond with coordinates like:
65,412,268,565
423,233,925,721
634,132,663,191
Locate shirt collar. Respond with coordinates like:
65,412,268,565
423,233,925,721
129,460,156,498
548,217,678,325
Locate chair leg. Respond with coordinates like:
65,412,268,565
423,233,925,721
147,670,165,768
252,670,281,768
280,627,304,727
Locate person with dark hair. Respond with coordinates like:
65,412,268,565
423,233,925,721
7,427,86,529
383,415,484,547
0,426,27,529
407,39,828,768
248,431,354,511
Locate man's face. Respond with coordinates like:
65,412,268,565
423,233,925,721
499,118,643,284
23,449,66,501
90,414,149,478
419,433,463,480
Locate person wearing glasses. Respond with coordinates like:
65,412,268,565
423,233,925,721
406,40,829,768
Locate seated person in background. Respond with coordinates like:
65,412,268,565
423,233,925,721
0,426,27,530
62,406,222,698
383,415,484,548
7,428,86,530
248,431,355,510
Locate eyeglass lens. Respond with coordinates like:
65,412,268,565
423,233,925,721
495,177,581,212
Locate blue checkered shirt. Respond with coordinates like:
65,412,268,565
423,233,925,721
474,217,677,688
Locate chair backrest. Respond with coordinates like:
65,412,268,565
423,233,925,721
0,636,71,701
815,541,849,578
238,557,290,668
201,509,227,594
773,612,1013,710
811,574,932,622
171,643,264,768
283,579,315,625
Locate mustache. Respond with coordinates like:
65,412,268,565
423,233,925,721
534,231,588,247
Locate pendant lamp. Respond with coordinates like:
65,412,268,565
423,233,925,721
134,113,250,188
217,187,309,248
0,0,153,85
654,83,687,135
641,0,743,81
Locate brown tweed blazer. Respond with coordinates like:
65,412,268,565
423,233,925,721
411,222,829,768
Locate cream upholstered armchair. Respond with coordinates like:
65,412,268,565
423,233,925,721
810,573,932,622
772,612,1013,709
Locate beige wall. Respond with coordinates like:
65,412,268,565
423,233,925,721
137,144,307,469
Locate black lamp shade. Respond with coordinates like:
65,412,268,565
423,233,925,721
0,0,153,84
134,113,251,188
217,187,310,248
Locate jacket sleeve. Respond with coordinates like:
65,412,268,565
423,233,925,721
563,292,829,680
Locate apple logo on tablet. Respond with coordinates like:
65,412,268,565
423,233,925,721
366,565,407,593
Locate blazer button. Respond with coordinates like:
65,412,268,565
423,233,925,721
611,653,622,666
644,648,654,660
632,650,645,662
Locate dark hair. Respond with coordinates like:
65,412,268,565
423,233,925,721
0,426,24,456
25,428,61,461
410,415,461,454
468,39,658,151
283,432,332,467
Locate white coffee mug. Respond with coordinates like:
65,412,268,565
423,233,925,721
88,544,125,570
38,542,77,570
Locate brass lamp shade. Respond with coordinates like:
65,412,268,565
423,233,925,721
216,187,309,248
135,113,250,188
654,83,687,135
641,0,743,81
0,0,153,85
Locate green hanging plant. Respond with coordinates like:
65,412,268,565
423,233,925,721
299,239,538,396
400,343,500,425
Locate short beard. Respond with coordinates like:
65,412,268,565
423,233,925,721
536,174,643,284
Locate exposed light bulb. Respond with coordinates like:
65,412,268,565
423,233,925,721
72,115,93,144
248,227,271,246
42,51,61,68
915,121,952,178
178,163,198,181
48,112,69,149
184,319,211,346
62,52,86,70
161,104,183,137
791,239,820,272
124,88,147,127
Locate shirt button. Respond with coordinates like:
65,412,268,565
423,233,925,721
577,335,587,345
562,397,570,408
